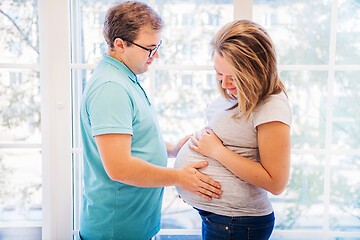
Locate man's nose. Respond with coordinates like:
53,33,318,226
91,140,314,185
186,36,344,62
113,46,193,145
153,50,159,58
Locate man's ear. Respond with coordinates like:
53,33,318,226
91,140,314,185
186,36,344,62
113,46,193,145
113,38,126,53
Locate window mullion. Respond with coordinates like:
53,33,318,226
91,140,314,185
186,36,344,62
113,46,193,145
0,63,40,70
323,0,339,237
39,0,72,239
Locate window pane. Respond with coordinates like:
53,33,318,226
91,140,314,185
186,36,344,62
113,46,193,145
0,69,41,144
272,154,324,231
71,68,90,238
0,1,41,237
76,0,148,64
71,69,93,148
332,71,360,150
336,0,360,65
0,0,39,64
0,149,42,223
154,70,218,143
253,0,332,65
330,155,360,232
280,71,328,149
156,0,233,66
72,152,83,237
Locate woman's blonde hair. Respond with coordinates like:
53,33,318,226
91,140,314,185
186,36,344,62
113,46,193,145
211,19,285,120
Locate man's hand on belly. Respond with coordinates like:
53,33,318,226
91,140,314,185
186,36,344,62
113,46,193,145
175,161,223,200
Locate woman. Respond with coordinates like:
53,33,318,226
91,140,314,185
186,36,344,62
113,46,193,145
175,19,292,240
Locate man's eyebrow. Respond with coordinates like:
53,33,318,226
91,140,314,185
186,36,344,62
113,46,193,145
144,41,161,48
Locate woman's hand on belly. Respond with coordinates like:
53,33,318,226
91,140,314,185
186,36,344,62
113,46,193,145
189,129,226,160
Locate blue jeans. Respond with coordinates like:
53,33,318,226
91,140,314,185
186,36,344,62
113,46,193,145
197,209,275,240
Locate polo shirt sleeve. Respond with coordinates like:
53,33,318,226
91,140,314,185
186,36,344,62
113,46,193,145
87,82,134,136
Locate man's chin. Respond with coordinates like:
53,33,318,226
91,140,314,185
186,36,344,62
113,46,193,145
139,66,149,75
134,67,148,75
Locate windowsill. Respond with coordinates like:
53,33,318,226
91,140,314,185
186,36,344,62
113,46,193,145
0,227,41,240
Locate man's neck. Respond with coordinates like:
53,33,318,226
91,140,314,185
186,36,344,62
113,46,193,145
106,49,136,76
107,49,122,62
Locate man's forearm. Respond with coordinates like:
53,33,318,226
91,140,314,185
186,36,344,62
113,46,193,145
109,155,180,188
108,156,222,200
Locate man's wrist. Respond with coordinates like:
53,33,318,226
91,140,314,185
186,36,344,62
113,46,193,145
170,168,181,187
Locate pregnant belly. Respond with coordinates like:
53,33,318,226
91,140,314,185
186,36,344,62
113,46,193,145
174,139,242,205
175,140,267,216
174,139,233,176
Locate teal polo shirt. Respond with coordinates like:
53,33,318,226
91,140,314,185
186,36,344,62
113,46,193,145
80,54,168,240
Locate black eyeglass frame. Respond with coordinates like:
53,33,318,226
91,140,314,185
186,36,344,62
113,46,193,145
115,37,162,58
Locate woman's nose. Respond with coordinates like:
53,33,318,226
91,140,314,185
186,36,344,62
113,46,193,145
221,76,233,88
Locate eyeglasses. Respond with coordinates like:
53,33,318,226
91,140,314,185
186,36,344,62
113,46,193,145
116,38,162,58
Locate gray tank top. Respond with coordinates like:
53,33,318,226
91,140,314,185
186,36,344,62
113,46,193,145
174,92,292,217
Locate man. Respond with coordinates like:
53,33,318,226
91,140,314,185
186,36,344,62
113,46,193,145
79,1,222,239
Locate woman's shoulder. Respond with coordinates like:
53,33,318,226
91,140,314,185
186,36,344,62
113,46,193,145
251,92,292,127
258,92,290,109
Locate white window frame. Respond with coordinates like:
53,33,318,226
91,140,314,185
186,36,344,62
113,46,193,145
39,0,72,239
24,0,360,239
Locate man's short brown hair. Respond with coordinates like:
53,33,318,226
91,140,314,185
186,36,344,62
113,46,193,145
103,1,163,49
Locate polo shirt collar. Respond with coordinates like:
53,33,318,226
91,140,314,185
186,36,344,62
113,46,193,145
102,54,138,83
102,54,151,105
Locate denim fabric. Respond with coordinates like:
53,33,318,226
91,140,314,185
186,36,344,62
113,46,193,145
197,209,274,240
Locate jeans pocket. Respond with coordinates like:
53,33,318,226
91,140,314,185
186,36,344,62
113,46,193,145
202,214,227,230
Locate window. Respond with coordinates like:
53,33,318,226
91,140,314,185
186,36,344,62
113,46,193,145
0,1,41,239
1,0,359,239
